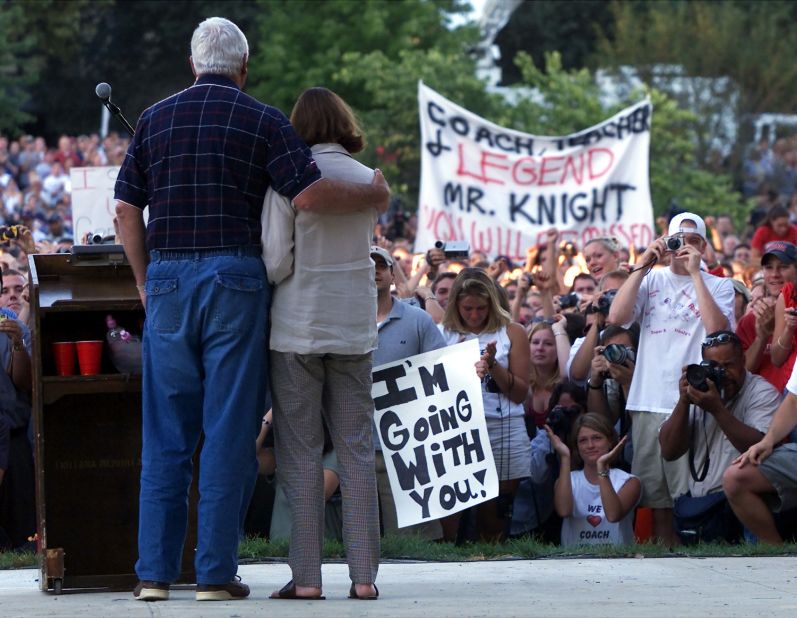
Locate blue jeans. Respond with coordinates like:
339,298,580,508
136,247,269,585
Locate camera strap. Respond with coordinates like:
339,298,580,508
687,393,738,483
687,405,710,483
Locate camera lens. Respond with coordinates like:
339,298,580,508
602,343,627,364
667,236,683,251
686,364,709,391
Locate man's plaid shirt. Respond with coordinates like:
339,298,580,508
114,74,320,250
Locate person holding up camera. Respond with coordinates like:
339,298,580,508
607,212,735,545
586,325,638,444
659,331,780,544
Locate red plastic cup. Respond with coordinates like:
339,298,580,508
52,342,77,376
75,340,103,376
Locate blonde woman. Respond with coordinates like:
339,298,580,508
440,268,530,541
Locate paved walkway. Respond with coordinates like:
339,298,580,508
1,557,795,617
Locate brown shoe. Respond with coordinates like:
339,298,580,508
133,580,170,601
196,575,250,601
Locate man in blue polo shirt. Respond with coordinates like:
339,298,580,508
371,246,447,539
115,17,388,602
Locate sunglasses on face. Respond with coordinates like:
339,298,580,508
702,333,740,348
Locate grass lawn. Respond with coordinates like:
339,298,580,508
4,536,795,571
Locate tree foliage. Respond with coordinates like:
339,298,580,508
248,0,473,114
0,1,36,135
597,0,797,116
2,0,260,140
248,0,483,202
504,52,746,224
596,0,797,171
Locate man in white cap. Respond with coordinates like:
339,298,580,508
608,212,735,544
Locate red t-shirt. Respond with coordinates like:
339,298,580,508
751,224,797,254
736,310,794,393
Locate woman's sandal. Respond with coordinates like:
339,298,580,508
270,580,325,600
348,583,379,600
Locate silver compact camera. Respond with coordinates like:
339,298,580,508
665,235,684,252
434,240,470,260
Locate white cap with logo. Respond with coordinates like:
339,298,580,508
668,212,707,240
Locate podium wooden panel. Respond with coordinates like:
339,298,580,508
29,252,197,593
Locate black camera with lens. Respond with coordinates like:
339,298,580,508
601,343,636,365
545,405,582,458
559,292,581,309
434,240,470,260
483,374,500,393
587,289,617,316
665,235,684,252
686,360,725,392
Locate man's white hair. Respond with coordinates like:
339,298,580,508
190,17,248,77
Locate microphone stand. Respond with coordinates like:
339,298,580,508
102,99,135,137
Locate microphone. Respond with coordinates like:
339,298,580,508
95,81,135,137
95,82,112,102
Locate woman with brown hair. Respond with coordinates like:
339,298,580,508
440,268,530,541
262,87,383,600
548,412,640,546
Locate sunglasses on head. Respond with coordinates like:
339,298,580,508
702,333,740,348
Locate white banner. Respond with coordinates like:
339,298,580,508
70,166,121,243
416,82,654,261
372,340,498,528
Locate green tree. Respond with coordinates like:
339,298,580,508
247,0,482,203
0,2,35,135
5,0,260,141
334,46,505,202
596,1,797,167
504,52,746,226
248,0,473,114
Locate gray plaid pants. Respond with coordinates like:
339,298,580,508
270,351,380,587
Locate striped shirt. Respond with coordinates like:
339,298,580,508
114,73,320,250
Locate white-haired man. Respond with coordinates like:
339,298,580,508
115,17,388,602
608,212,735,544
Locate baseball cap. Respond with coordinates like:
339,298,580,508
668,212,707,240
730,278,752,303
762,240,797,265
370,246,394,267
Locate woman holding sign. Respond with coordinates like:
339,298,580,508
440,268,531,541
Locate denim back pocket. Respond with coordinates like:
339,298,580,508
145,278,181,333
212,272,265,333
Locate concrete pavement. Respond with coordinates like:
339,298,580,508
1,557,795,617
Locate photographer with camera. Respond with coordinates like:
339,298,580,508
607,212,736,544
512,381,586,544
567,270,630,386
586,325,638,443
659,331,779,544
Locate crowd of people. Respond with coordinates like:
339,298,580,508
1,15,797,604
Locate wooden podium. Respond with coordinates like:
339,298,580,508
29,250,197,593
